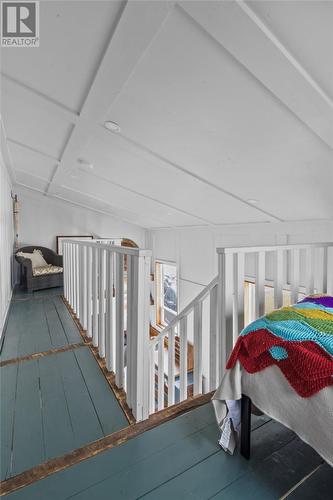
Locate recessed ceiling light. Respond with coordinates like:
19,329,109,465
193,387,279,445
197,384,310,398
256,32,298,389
247,199,258,204
104,121,121,133
77,158,94,169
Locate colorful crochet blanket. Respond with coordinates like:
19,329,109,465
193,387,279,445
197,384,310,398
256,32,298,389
227,295,333,397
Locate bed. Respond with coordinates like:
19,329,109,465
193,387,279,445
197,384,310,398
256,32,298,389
212,295,333,466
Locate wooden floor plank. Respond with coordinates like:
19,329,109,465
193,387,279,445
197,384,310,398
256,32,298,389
38,354,76,460
1,344,130,487
211,438,324,500
285,463,333,499
250,413,271,431
141,448,247,500
1,300,51,361
17,300,51,357
62,423,220,500
3,404,217,499
11,360,44,477
12,287,63,300
1,291,81,363
42,299,69,349
56,350,104,448
0,304,25,361
0,342,85,367
0,364,18,480
140,419,296,499
73,348,128,436
52,296,82,345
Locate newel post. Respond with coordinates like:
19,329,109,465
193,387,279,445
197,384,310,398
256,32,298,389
217,248,234,382
127,250,152,422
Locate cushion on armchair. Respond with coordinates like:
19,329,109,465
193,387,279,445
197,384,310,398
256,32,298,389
17,249,48,268
33,265,63,277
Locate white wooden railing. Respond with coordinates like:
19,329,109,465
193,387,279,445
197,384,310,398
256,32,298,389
63,240,333,422
216,242,333,381
150,242,333,415
63,239,152,421
150,276,219,413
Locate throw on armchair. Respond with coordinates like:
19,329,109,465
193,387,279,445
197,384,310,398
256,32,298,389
15,246,63,292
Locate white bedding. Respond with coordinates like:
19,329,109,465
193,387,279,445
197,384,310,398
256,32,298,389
212,362,333,466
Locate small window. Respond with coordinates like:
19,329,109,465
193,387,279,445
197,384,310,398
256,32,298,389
155,261,178,327
244,281,306,326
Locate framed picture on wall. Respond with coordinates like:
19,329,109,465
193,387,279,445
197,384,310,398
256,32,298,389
56,235,93,255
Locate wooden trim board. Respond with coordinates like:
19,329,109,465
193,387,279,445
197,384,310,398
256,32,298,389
0,392,213,496
0,342,85,367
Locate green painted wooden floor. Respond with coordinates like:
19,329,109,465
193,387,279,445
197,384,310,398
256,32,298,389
0,288,128,480
1,288,332,499
5,403,331,500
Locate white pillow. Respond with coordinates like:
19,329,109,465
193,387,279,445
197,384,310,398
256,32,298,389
17,249,48,269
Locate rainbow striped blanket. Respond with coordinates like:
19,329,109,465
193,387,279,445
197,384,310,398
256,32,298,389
227,295,333,397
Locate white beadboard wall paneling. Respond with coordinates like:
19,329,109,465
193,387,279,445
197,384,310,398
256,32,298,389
0,156,14,339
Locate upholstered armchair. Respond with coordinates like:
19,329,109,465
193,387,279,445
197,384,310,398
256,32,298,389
15,246,63,292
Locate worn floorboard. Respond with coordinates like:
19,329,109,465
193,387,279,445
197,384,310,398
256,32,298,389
55,349,105,447
0,289,128,481
38,354,76,461
0,347,128,480
42,298,70,349
139,420,295,500
211,438,324,499
4,404,218,499
52,296,82,345
0,290,81,361
12,287,63,300
10,360,44,477
0,363,18,480
5,403,330,500
73,347,127,436
285,463,333,499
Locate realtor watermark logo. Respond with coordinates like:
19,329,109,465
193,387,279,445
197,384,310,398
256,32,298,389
1,1,39,47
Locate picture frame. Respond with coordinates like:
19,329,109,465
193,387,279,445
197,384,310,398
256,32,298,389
56,235,93,255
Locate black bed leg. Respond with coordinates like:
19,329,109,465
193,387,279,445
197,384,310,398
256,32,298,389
240,394,251,460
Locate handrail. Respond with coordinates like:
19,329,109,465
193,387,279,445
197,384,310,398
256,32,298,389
151,275,218,344
63,239,151,257
217,242,333,254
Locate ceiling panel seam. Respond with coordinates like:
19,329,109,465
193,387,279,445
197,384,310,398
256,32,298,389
178,3,333,151
51,183,167,228
1,73,79,122
1,120,16,183
238,0,333,110
7,138,60,162
116,132,284,222
48,1,175,193
73,169,217,226
14,182,150,229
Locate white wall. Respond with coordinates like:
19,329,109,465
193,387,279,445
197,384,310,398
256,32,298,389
0,156,14,339
16,186,147,252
